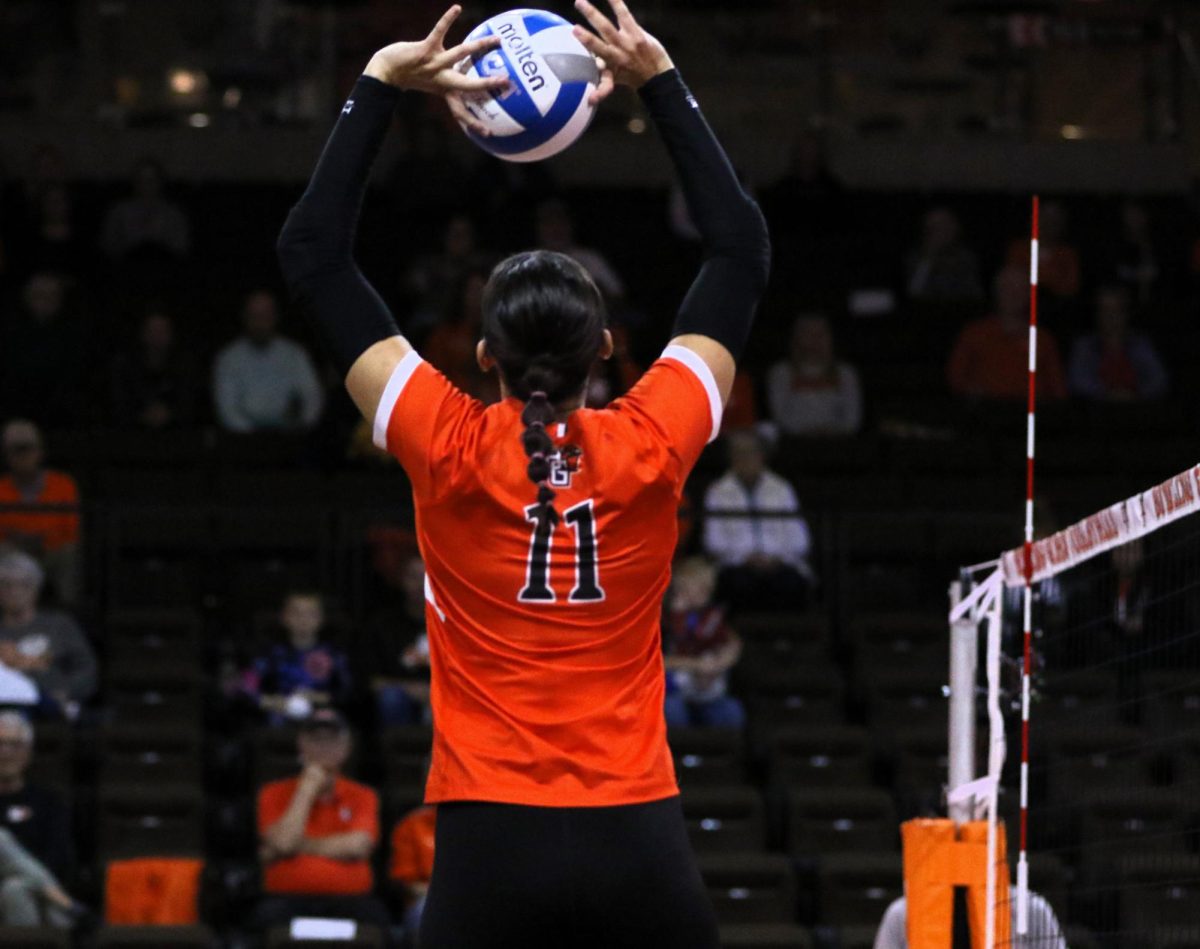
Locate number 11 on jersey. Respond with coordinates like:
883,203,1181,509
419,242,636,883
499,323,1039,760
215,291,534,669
519,499,605,604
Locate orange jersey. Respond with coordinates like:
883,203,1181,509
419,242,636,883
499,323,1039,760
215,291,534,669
0,471,81,552
389,805,437,884
374,345,722,807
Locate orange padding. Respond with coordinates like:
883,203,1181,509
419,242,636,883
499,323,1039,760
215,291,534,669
902,819,1011,949
105,857,204,925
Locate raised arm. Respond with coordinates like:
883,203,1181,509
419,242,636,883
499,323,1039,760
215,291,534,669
573,0,771,403
276,6,508,423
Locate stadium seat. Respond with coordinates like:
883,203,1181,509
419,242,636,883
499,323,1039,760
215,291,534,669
1116,853,1200,932
106,664,205,726
0,927,72,948
850,611,947,678
379,725,434,786
95,785,206,859
98,469,209,505
718,923,813,948
862,667,947,732
816,853,902,927
1143,671,1200,735
99,722,204,790
1040,671,1122,726
214,469,329,505
94,925,217,948
888,724,954,815
669,727,748,787
681,786,767,852
1079,790,1189,882
266,926,384,948
785,787,897,856
746,663,848,738
27,720,73,795
697,853,798,925
768,726,873,789
1041,726,1151,805
106,608,204,667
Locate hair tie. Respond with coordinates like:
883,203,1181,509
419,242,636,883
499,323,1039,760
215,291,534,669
531,390,547,401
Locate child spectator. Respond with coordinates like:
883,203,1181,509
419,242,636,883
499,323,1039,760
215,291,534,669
363,554,431,727
703,430,816,610
0,551,95,718
0,420,81,606
240,591,353,725
100,159,191,262
947,267,1067,402
663,558,745,730
389,800,436,946
213,290,324,433
1068,286,1168,402
254,710,390,934
766,313,862,436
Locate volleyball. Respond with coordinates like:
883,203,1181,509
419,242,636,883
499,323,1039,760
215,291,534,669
456,8,601,163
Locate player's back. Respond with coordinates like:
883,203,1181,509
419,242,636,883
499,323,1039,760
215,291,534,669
376,346,722,807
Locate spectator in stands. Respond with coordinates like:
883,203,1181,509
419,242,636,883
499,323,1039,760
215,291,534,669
947,266,1067,402
389,797,436,946
404,212,489,335
100,158,191,261
213,289,324,433
0,420,81,606
766,313,862,436
535,197,625,301
24,184,85,277
1068,285,1168,402
365,554,431,727
423,266,499,403
663,558,745,729
254,710,390,933
240,591,353,725
1111,200,1160,306
0,711,80,928
0,552,96,717
1006,200,1080,304
110,307,200,429
0,272,85,428
703,430,815,610
905,207,983,303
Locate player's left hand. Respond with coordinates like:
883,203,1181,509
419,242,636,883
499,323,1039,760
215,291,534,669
364,5,513,95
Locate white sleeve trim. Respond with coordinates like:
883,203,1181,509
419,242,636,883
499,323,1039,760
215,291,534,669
661,344,724,443
372,350,424,450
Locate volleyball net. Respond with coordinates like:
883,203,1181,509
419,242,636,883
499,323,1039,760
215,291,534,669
949,464,1200,949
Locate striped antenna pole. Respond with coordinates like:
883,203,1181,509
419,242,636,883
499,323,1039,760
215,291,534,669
1017,195,1040,938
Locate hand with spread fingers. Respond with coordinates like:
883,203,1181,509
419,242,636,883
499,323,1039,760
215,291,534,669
364,4,512,96
572,0,673,89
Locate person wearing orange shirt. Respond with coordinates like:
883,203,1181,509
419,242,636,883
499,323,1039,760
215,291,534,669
253,710,390,936
0,420,81,607
389,803,436,945
276,4,769,946
947,266,1067,403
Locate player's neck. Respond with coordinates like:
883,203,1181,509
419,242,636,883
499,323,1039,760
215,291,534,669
499,381,586,420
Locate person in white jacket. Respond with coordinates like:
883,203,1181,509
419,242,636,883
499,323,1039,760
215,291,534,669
702,429,814,610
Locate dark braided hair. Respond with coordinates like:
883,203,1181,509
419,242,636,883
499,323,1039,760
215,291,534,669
482,251,607,522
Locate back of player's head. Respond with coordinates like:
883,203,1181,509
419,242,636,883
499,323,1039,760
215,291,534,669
483,250,607,523
481,250,607,403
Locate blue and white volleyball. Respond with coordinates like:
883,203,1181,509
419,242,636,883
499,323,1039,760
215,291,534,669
458,9,600,163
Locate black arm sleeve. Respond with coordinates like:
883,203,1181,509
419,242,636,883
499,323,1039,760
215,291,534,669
639,70,771,360
276,75,403,375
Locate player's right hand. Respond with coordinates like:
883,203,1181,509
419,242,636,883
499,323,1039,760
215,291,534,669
572,0,674,90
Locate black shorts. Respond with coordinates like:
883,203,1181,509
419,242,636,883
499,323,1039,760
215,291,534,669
418,795,720,949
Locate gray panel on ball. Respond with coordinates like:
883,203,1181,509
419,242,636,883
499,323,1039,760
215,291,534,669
543,53,601,86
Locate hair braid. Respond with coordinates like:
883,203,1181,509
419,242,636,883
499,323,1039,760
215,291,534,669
521,391,558,524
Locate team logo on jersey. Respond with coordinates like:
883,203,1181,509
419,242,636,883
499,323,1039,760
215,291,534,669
549,445,582,488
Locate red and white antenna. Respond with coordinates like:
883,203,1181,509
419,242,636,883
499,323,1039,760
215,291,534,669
1017,194,1040,937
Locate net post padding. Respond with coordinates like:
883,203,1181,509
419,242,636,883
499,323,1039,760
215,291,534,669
1001,463,1200,586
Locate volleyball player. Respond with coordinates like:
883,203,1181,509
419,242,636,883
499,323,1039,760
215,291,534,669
277,2,770,945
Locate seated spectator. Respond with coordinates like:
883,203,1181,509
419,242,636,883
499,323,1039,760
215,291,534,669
363,555,431,727
254,710,390,933
535,197,625,301
703,430,815,610
0,552,96,717
1111,200,1160,306
947,266,1067,402
25,184,86,277
1068,285,1168,402
101,158,190,262
720,372,759,434
423,266,499,403
1006,201,1080,300
0,272,85,427
0,711,80,928
0,420,81,606
213,289,324,433
404,212,489,334
389,800,436,946
906,207,983,303
239,591,353,726
663,558,745,730
766,313,862,436
110,307,200,429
